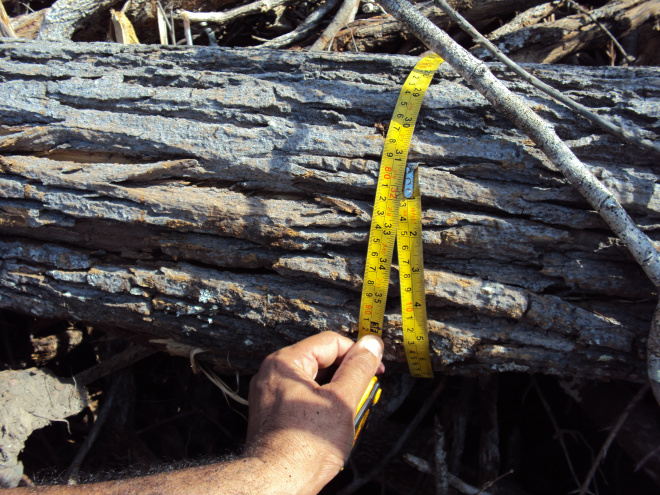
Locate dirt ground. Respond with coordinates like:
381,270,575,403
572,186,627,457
2,0,660,493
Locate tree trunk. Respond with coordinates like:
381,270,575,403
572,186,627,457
1,40,658,380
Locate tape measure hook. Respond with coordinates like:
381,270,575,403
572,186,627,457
403,162,419,199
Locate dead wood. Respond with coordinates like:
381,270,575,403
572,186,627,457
1,40,659,381
9,9,46,40
330,0,549,52
473,0,660,63
37,0,124,41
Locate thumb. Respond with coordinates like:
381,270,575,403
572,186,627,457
327,335,384,410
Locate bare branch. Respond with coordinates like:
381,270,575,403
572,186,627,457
337,379,446,495
256,0,343,49
179,0,293,26
578,383,651,495
309,0,360,51
567,0,635,64
533,377,581,489
404,453,494,495
485,1,561,40
434,416,449,495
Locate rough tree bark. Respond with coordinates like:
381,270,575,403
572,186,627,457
1,40,659,380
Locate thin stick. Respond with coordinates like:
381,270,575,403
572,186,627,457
434,0,660,157
532,377,581,489
378,0,660,406
309,0,360,51
403,453,494,495
169,6,176,45
256,0,342,48
179,0,292,26
156,1,169,44
190,349,249,406
567,0,635,64
634,441,660,472
182,11,193,45
65,372,124,483
434,416,449,495
478,375,499,485
578,383,650,495
484,2,561,40
73,345,155,386
337,379,446,495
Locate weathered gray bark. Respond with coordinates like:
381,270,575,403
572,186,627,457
1,40,659,380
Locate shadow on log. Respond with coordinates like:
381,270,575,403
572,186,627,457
0,40,658,380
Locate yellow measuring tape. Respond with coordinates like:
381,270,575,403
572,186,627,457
358,53,443,378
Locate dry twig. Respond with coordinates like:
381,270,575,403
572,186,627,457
337,379,445,495
434,416,449,495
578,383,651,495
533,377,581,489
179,0,292,26
377,0,660,405
64,371,124,484
478,375,499,485
156,1,168,44
73,345,155,386
309,0,360,51
182,11,193,45
256,0,343,48
485,1,562,40
435,0,660,157
567,0,635,64
403,453,494,495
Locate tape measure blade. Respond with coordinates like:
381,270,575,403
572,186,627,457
359,54,442,351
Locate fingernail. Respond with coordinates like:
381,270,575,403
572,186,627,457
360,335,383,359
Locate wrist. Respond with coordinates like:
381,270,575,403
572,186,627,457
246,434,342,495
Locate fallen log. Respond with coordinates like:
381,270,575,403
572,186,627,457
1,40,659,380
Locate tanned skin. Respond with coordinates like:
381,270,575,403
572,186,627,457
3,332,385,495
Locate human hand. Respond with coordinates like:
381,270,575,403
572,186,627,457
246,331,385,495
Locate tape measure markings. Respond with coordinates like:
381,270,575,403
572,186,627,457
358,54,442,378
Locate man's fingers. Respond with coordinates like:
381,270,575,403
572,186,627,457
283,331,356,380
327,335,384,409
